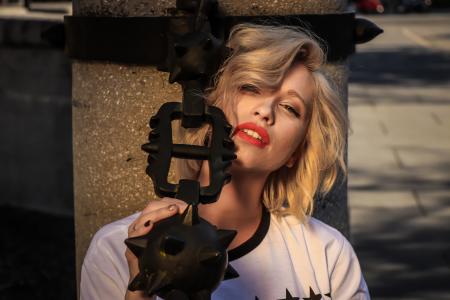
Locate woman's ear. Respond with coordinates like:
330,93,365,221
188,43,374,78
285,155,297,168
286,139,307,168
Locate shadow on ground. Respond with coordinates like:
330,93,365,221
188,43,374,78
351,196,450,298
0,205,75,300
349,161,450,298
349,47,450,86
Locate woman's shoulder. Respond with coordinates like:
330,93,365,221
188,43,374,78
275,214,346,242
272,214,370,298
305,217,347,247
272,214,348,257
84,212,139,261
81,213,140,299
297,217,369,298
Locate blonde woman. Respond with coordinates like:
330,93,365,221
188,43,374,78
81,24,370,300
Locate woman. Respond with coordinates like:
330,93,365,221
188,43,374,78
81,24,370,300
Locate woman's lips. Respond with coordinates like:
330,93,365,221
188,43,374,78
234,122,270,148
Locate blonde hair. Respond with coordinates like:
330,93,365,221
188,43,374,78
175,23,347,221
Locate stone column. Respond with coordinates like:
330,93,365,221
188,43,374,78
72,0,349,290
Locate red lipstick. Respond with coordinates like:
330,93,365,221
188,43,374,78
234,122,270,148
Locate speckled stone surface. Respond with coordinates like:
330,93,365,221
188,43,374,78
72,62,182,282
74,0,347,16
73,0,350,287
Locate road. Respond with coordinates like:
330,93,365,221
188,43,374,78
348,13,450,300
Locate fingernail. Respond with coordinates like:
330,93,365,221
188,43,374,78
144,220,151,227
168,204,177,211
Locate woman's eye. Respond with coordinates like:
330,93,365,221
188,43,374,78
239,84,260,94
281,104,300,117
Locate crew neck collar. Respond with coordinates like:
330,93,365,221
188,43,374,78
228,207,271,261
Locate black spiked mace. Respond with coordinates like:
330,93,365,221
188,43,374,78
125,204,238,299
125,0,239,298
129,93,237,299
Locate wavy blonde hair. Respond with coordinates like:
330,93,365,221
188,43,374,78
175,23,347,221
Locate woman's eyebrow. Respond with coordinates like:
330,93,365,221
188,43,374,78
286,90,307,108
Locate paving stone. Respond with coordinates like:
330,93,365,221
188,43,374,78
349,190,418,210
395,146,450,178
348,143,398,170
411,190,450,221
373,105,447,145
349,111,388,140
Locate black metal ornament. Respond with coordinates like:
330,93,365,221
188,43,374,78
125,205,238,299
141,102,235,205
163,31,227,85
126,0,239,299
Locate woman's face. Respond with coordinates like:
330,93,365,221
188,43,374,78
228,63,314,175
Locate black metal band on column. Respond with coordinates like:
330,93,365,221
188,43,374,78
60,12,383,206
63,13,382,64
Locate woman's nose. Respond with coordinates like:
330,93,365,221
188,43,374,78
253,100,275,125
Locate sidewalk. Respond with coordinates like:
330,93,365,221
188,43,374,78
0,3,71,20
348,14,450,299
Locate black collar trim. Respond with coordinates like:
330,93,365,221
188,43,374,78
228,207,271,261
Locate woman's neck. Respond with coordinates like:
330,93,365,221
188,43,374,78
196,162,269,249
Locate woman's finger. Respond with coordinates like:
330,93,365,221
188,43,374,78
128,204,180,237
125,200,188,287
141,197,187,215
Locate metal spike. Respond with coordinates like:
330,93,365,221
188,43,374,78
169,65,182,84
223,264,239,280
124,236,147,257
149,130,159,139
179,204,199,226
128,272,147,291
222,160,232,169
223,137,234,148
181,205,193,226
223,150,237,161
224,123,233,134
355,18,384,44
141,142,158,154
198,247,222,265
217,229,237,248
162,235,185,255
223,173,232,185
148,128,160,139
146,271,169,296
146,154,157,164
149,116,159,128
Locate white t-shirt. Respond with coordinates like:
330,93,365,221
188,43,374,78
80,210,370,300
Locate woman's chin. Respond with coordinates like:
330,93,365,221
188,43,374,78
229,159,270,176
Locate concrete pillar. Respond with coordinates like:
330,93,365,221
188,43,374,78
72,0,349,288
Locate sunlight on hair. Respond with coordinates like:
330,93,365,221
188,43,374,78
176,24,347,221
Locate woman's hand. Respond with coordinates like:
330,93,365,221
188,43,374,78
124,197,187,300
